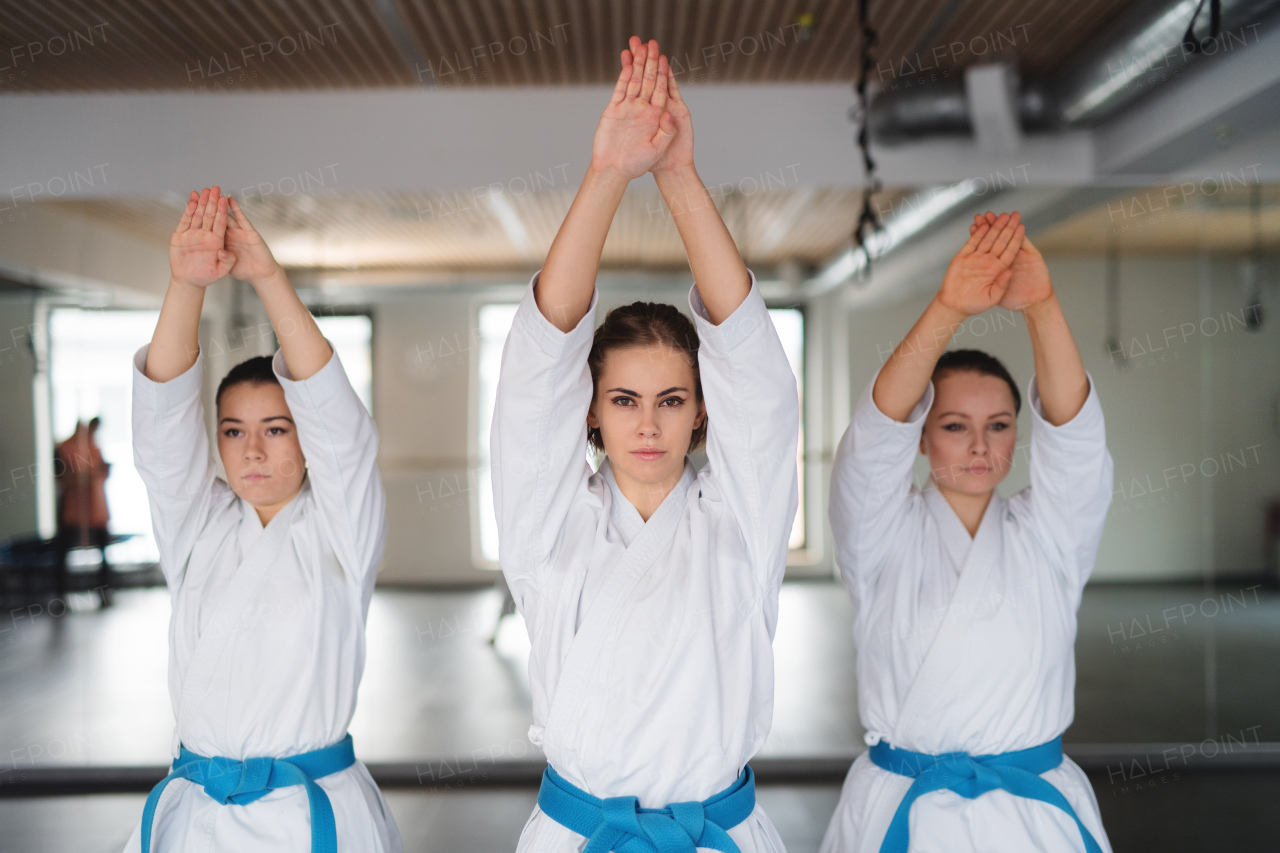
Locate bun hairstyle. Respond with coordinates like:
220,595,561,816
586,301,706,453
932,349,1022,415
215,355,280,408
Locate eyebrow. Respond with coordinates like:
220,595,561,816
218,415,295,425
605,386,689,397
936,411,1014,419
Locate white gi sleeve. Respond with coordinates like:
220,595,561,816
274,344,387,586
131,345,225,590
829,366,934,599
691,272,800,583
490,272,597,594
1024,372,1113,589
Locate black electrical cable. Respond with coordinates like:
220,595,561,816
852,0,882,278
1182,0,1223,54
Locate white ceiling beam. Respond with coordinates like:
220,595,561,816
0,84,1097,201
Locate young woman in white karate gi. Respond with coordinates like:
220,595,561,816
821,212,1113,853
125,186,401,852
492,37,799,853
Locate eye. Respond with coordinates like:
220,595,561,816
611,396,635,407
222,428,242,438
942,422,964,432
659,396,685,407
989,421,1010,431
267,426,290,435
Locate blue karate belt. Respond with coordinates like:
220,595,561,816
139,733,356,853
537,763,756,853
869,735,1104,853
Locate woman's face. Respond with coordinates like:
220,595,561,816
587,344,705,493
919,370,1018,495
216,381,307,514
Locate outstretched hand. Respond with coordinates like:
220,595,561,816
937,211,1024,317
970,211,1052,310
225,197,282,283
169,186,235,288
590,38,677,180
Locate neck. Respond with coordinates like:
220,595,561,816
937,483,994,537
251,492,298,527
612,461,685,522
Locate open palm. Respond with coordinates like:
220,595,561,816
970,212,1051,310
591,38,676,180
169,187,234,288
225,197,281,282
938,212,1024,316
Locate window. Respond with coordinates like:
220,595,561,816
49,308,161,564
314,314,373,413
474,301,807,564
476,303,519,565
767,307,806,550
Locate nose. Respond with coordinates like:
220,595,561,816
970,429,989,456
244,432,266,462
637,404,660,438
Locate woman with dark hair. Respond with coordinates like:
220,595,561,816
125,186,400,852
821,213,1113,853
492,37,799,853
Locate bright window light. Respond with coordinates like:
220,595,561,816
49,308,161,565
315,314,373,413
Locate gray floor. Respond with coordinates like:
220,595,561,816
0,581,1278,851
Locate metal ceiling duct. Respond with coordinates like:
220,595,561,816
869,0,1280,144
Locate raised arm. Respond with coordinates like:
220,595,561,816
225,196,330,380
872,212,1024,421
135,187,234,586
224,196,384,582
650,56,749,324
146,187,235,381
971,211,1088,424
538,38,676,331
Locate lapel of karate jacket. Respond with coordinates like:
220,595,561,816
175,486,304,750
542,460,696,752
893,481,1005,744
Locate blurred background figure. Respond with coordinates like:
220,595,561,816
54,416,112,605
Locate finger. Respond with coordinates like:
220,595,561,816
212,195,229,242
228,197,257,234
655,110,677,147
626,42,646,100
650,55,670,111
610,51,632,104
202,186,221,232
976,213,1010,253
998,224,1026,266
175,191,198,233
960,222,990,254
639,39,660,102
666,61,684,103
994,268,1012,295
190,187,211,231
216,250,235,279
990,212,1021,257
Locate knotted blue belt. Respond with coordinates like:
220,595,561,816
869,735,1104,853
537,764,756,853
139,733,356,853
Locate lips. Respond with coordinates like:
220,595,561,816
967,463,991,475
631,448,666,461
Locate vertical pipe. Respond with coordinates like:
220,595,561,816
1198,247,1218,740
